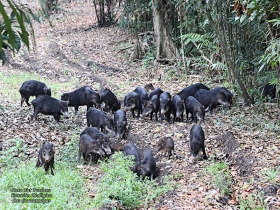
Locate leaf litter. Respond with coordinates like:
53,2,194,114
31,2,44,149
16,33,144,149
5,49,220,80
1,0,280,209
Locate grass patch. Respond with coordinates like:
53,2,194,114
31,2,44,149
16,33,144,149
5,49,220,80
0,159,94,209
0,138,27,170
263,166,280,182
0,71,79,102
57,132,80,166
93,152,174,209
205,162,232,195
238,193,268,210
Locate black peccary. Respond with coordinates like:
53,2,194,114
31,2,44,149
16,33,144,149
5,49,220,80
36,143,55,175
19,80,51,107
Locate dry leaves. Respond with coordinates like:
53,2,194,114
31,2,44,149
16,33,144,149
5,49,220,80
1,0,280,209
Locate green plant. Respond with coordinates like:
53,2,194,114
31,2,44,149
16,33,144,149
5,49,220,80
0,138,27,169
263,166,280,182
142,41,156,67
0,159,96,209
239,192,268,210
0,0,40,64
57,132,79,167
205,162,232,195
93,152,173,209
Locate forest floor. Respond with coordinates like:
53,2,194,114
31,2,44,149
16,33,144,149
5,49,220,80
1,0,280,209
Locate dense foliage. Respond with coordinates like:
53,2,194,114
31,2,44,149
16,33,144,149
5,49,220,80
119,0,280,105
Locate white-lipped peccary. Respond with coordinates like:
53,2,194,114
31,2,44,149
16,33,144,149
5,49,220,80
80,127,112,156
78,134,105,164
160,92,172,123
19,80,51,107
31,95,69,123
136,149,157,180
212,87,233,105
83,86,101,109
100,88,120,113
148,88,163,100
262,84,277,101
110,142,125,152
134,86,149,109
36,143,55,175
177,83,210,101
86,107,115,137
61,86,100,114
140,95,160,122
123,142,141,172
172,95,184,122
144,83,155,93
124,92,142,118
157,137,174,159
194,89,230,115
189,124,207,160
185,96,205,123
114,110,127,139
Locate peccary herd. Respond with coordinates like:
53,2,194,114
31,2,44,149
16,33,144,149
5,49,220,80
17,80,277,178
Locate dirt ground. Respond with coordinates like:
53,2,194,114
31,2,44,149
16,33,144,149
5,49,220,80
1,0,280,209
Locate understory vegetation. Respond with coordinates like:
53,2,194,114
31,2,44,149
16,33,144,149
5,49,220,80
0,0,280,209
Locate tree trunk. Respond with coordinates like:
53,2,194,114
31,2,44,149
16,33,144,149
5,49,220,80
152,0,179,60
206,0,253,106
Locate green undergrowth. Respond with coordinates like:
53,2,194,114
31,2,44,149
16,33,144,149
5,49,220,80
0,159,94,209
238,193,268,210
93,152,175,209
205,162,232,195
0,71,78,102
